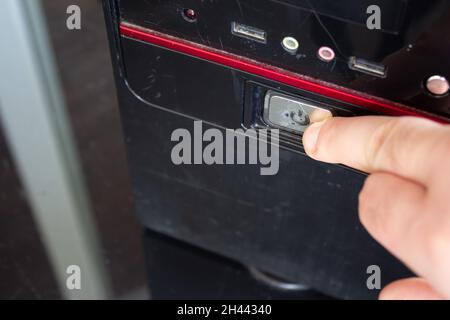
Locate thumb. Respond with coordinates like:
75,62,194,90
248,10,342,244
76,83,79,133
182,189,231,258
379,278,445,300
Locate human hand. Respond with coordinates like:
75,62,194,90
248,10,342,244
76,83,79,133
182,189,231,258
302,116,450,300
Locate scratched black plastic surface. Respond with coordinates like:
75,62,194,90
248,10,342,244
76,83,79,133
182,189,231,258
103,0,414,299
119,0,450,118
144,229,333,299
121,37,373,131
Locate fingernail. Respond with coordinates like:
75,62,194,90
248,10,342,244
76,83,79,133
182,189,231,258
309,109,333,123
302,120,326,155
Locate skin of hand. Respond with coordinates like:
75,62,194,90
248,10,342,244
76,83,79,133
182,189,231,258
302,116,450,300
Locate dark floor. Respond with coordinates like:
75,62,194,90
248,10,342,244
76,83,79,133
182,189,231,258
0,0,148,299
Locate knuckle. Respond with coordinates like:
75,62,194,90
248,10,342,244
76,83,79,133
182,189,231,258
358,184,371,223
422,219,450,268
358,173,401,249
358,175,383,232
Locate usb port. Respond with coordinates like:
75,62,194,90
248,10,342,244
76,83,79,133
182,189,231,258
348,57,387,78
231,22,267,44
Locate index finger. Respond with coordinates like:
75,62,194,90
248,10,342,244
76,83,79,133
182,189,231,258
302,116,449,184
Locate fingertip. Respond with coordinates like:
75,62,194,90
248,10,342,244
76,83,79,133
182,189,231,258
302,120,327,157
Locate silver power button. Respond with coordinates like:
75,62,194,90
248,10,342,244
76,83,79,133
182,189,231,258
263,91,332,134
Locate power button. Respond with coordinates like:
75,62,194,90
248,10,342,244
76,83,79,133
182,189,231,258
263,91,332,134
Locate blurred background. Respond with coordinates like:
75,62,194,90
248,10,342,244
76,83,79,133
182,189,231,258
0,0,149,299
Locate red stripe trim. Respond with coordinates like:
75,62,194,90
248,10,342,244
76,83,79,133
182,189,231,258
120,23,445,123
